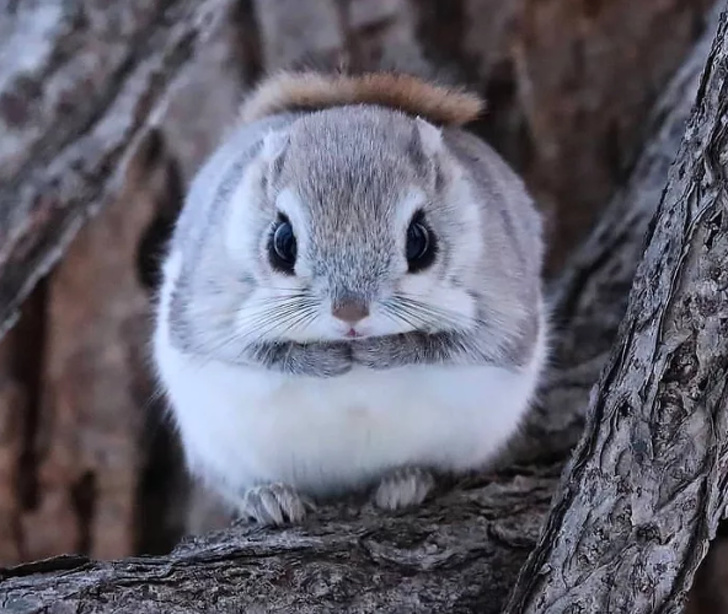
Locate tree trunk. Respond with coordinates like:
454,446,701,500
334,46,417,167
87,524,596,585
506,9,728,612
511,0,724,465
0,0,250,565
0,0,242,339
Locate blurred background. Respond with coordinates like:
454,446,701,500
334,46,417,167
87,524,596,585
0,0,725,609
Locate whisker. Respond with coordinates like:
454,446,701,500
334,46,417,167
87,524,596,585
385,294,476,332
387,299,444,327
397,295,475,325
235,307,317,344
188,295,323,362
381,302,425,330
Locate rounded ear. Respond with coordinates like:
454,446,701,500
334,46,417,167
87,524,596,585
410,117,446,191
414,116,443,158
261,129,290,185
261,129,290,161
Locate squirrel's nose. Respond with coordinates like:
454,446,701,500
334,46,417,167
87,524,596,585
332,298,370,325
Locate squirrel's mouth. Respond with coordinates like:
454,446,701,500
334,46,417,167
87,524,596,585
345,328,361,339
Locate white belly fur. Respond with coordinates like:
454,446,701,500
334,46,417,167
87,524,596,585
153,252,545,499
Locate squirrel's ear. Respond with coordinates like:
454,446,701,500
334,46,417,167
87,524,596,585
261,129,290,185
261,129,290,162
414,116,443,158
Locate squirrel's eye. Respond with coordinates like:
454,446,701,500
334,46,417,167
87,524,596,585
406,212,437,273
269,216,297,274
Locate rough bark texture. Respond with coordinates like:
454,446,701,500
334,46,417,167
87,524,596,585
512,4,724,466
513,0,715,269
0,468,560,614
0,0,249,564
0,0,239,340
0,0,727,612
18,131,181,562
506,11,728,612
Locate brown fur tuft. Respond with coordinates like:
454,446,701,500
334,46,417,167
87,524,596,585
239,71,485,127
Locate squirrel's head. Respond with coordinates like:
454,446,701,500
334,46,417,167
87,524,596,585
213,106,490,343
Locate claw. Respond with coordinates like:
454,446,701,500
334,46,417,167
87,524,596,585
373,466,436,511
239,483,311,526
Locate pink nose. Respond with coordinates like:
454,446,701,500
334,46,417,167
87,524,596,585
332,299,369,324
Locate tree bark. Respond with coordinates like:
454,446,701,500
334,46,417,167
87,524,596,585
0,468,560,614
511,1,724,465
2,5,727,612
512,0,715,270
506,9,728,612
0,0,239,340
0,0,250,564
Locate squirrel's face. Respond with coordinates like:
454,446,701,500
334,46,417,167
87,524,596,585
221,108,485,344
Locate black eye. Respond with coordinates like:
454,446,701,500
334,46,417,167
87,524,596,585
406,212,437,273
268,215,297,274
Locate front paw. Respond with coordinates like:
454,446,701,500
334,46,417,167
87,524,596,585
267,341,353,377
308,342,354,377
351,337,397,370
372,466,436,511
238,483,315,526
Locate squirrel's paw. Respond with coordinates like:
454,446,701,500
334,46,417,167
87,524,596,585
238,483,315,526
372,466,436,511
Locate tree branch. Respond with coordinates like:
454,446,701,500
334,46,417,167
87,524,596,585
0,468,559,614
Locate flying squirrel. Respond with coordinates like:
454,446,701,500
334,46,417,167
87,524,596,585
152,69,549,526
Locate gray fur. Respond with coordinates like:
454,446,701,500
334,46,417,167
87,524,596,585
164,104,544,375
166,113,355,377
